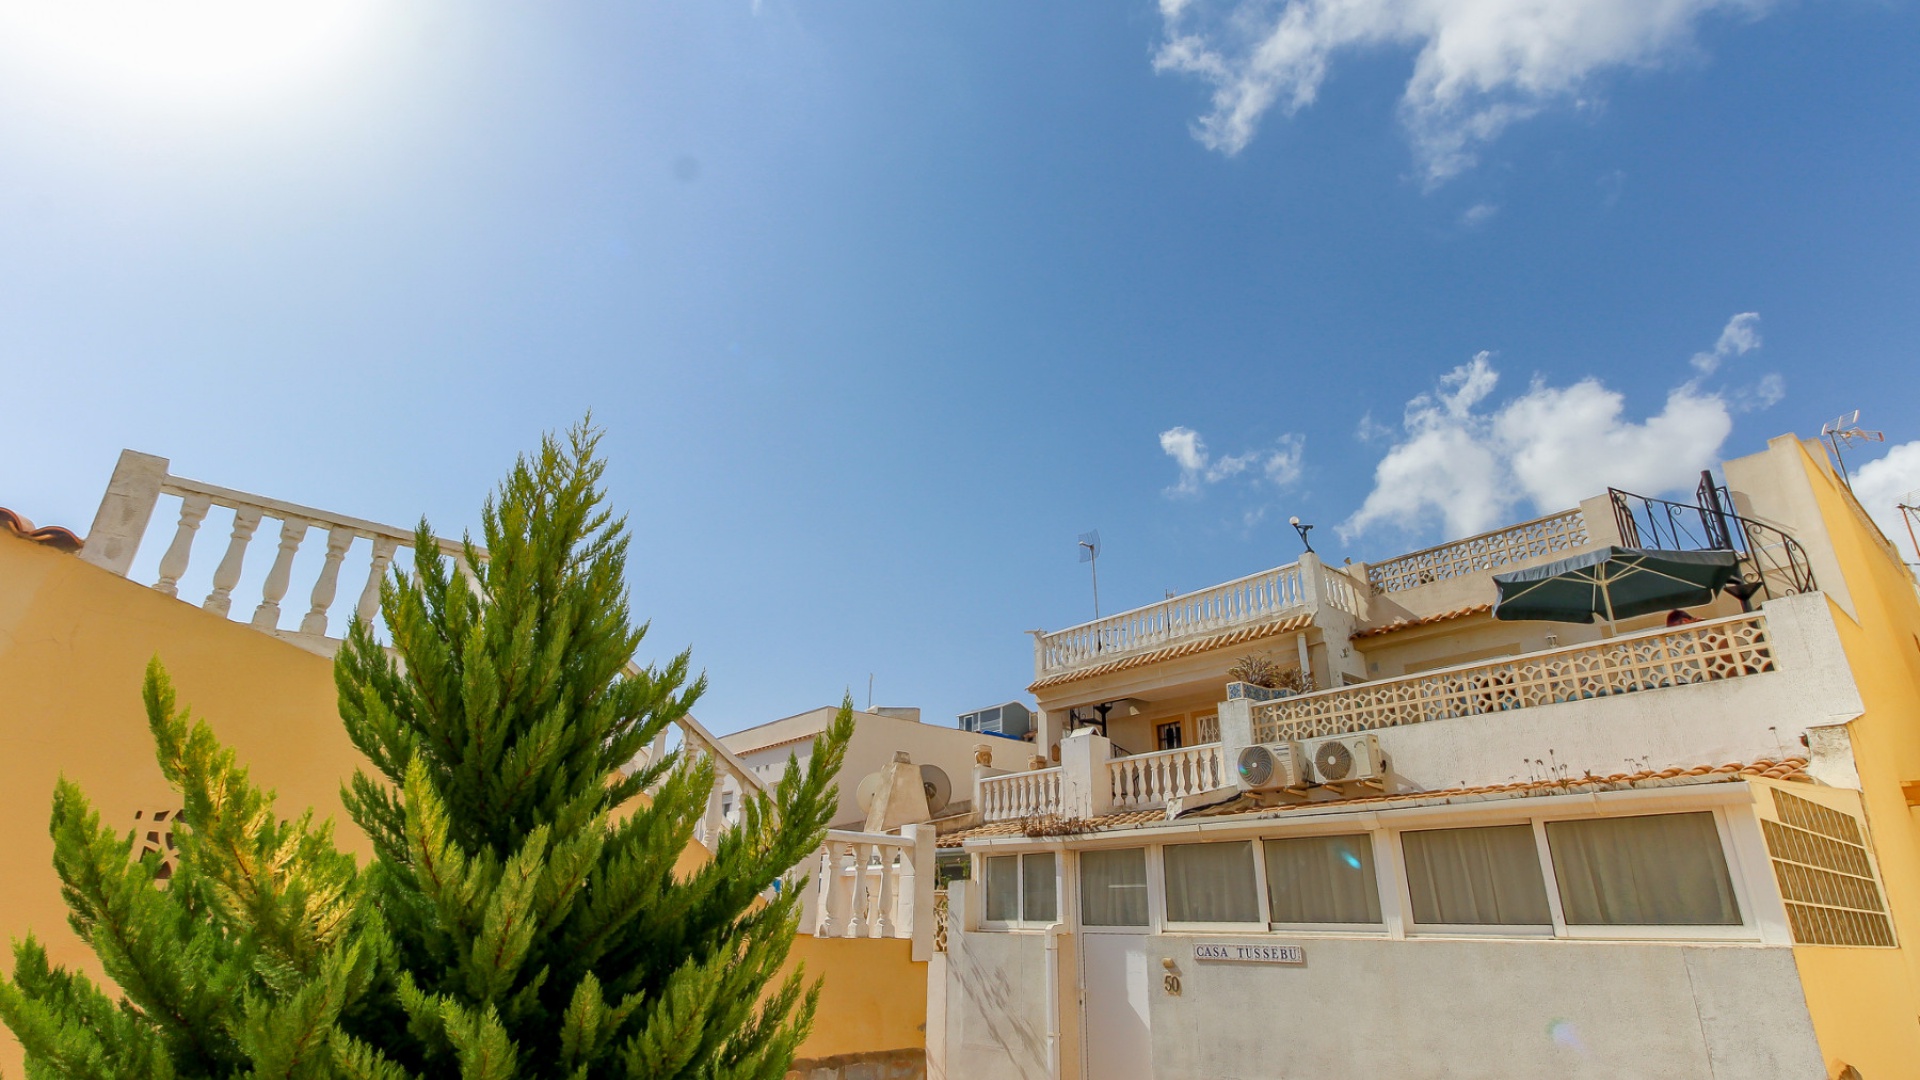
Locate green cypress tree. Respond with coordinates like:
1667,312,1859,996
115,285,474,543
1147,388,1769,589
1,424,853,1079
0,660,384,1078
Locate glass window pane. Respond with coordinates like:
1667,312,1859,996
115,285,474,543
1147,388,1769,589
1402,825,1551,926
1547,813,1741,926
1263,834,1382,925
1080,848,1149,927
1022,852,1058,922
984,855,1020,922
1164,842,1259,923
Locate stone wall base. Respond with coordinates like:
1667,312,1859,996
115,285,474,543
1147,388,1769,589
786,1047,925,1080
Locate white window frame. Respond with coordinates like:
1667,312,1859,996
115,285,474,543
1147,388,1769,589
977,849,1062,931
1392,805,1762,942
1259,830,1392,936
1392,820,1556,939
1533,807,1759,943
970,785,1770,944
1078,845,1154,935
1159,838,1269,935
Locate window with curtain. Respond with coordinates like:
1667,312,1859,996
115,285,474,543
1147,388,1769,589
1547,812,1741,926
1402,824,1552,926
1164,841,1259,923
1022,852,1058,922
984,855,1020,923
1080,848,1149,926
1263,834,1383,925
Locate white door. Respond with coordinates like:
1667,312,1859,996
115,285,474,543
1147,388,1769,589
1081,933,1152,1080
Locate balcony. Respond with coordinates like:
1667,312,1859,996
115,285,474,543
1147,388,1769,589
984,606,1810,825
1250,611,1776,743
1362,507,1592,593
1033,556,1366,682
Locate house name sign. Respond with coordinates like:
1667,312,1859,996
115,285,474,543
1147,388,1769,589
1193,943,1304,964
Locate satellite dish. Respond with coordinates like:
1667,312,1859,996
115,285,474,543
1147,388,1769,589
855,771,884,814
920,764,952,816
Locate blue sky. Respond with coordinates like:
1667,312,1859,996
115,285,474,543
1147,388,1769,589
3,0,1918,733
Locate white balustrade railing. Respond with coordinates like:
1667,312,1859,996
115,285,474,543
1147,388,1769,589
81,449,768,823
978,767,1063,822
1108,743,1228,812
1318,563,1366,618
1365,508,1591,594
1037,562,1307,676
81,450,472,654
804,825,936,961
1251,613,1776,742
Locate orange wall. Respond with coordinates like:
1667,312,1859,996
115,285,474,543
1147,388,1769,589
1785,441,1920,1078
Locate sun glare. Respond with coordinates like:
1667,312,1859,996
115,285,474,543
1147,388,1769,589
0,0,380,106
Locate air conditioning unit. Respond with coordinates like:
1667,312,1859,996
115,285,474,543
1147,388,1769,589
1236,742,1308,792
1302,734,1388,788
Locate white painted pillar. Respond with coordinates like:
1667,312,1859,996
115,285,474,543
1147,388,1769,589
80,449,169,576
1034,706,1063,766
1059,729,1113,818
905,823,937,961
1219,695,1255,760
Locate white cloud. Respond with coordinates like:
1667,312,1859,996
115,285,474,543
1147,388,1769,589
1160,427,1307,497
1690,311,1761,373
1343,327,1755,541
1461,202,1499,227
1154,0,1766,181
1851,442,1920,563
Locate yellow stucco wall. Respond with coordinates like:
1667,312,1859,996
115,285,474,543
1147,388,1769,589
0,532,367,1073
1784,439,1920,1078
0,533,924,1072
785,936,928,1061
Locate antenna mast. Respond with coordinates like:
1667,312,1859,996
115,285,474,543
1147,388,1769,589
1820,410,1884,491
1078,530,1102,618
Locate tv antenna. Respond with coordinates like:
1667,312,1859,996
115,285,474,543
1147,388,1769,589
1078,530,1101,618
1820,410,1884,490
1898,490,1920,568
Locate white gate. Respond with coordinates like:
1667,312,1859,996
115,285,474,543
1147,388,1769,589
1080,932,1153,1080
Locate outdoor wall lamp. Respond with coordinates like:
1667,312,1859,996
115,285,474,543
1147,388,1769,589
1289,516,1315,554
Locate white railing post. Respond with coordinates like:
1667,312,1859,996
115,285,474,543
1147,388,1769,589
846,842,871,938
203,507,262,617
874,844,897,939
814,842,841,937
300,527,354,636
80,449,169,576
355,537,399,627
1060,730,1113,819
152,493,211,598
251,517,309,629
905,823,935,961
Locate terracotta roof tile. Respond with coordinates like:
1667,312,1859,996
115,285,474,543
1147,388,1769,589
1,508,82,554
1353,603,1494,640
936,757,1809,847
1028,614,1314,693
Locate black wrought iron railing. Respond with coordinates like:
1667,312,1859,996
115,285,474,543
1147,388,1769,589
1609,474,1816,606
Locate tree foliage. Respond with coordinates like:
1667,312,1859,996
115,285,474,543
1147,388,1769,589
1,425,852,1079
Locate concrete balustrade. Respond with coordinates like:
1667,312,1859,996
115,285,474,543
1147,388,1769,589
80,448,768,819
804,825,936,961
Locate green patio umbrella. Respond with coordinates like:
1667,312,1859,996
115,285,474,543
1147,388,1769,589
1491,546,1743,625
